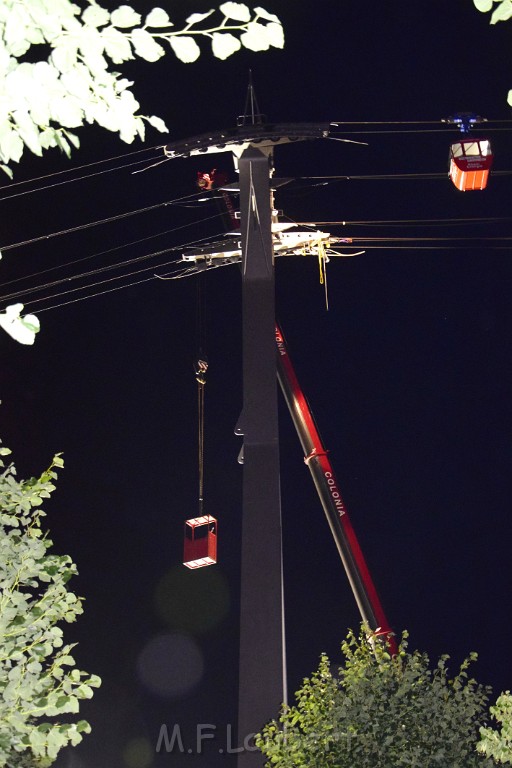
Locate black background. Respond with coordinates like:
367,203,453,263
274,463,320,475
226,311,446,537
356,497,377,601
1,1,511,767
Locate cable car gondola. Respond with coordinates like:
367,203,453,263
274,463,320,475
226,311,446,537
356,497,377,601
446,113,493,191
449,137,493,191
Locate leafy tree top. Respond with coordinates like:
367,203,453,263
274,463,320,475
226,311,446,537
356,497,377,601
0,0,284,177
257,627,496,768
479,691,512,764
0,440,100,767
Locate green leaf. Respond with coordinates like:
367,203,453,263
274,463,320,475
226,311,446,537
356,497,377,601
68,728,85,747
186,11,215,24
111,5,142,28
147,115,168,133
62,130,80,149
219,3,251,22
47,727,68,759
52,454,64,468
53,131,72,158
169,36,201,63
131,28,165,62
77,683,94,699
254,7,281,23
51,41,79,72
145,8,172,27
473,0,494,10
83,673,102,687
50,95,83,128
3,8,32,57
264,22,284,49
490,0,512,22
39,128,59,150
0,126,25,165
212,32,241,60
29,728,47,755
240,22,270,52
102,25,134,63
0,303,39,344
12,110,43,157
82,5,111,27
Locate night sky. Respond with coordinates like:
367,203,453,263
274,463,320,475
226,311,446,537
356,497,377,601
1,1,511,767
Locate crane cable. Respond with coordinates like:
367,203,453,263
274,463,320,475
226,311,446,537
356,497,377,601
194,273,208,517
316,238,329,310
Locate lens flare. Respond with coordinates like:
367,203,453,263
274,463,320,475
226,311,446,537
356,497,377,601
136,632,203,698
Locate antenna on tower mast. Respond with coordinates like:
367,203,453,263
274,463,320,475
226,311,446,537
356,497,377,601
237,71,266,126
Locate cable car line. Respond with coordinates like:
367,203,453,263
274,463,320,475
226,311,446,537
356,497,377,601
342,245,510,251
0,118,510,201
0,188,220,253
0,228,227,306
20,233,511,317
0,154,169,203
2,117,510,313
295,216,512,227
324,235,512,242
16,253,185,312
29,272,166,314
4,213,510,308
329,126,512,136
2,120,504,203
330,119,512,126
1,245,188,305
33,228,512,314
0,215,227,294
334,245,512,250
1,169,509,256
331,120,447,125
3,188,509,305
332,129,455,135
326,137,369,146
0,143,168,202
297,173,442,181
292,170,512,182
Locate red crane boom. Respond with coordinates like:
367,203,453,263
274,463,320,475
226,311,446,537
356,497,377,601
276,323,396,652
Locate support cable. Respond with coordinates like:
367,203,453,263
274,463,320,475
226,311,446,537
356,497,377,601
0,189,215,253
0,216,226,300
194,274,208,517
0,143,167,202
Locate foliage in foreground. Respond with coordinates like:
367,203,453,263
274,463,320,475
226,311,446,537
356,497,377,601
473,0,512,104
0,0,284,177
256,627,496,768
479,692,512,764
0,0,284,345
0,439,100,767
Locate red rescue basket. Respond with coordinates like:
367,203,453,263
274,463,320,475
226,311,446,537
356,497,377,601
449,138,493,191
183,515,217,569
